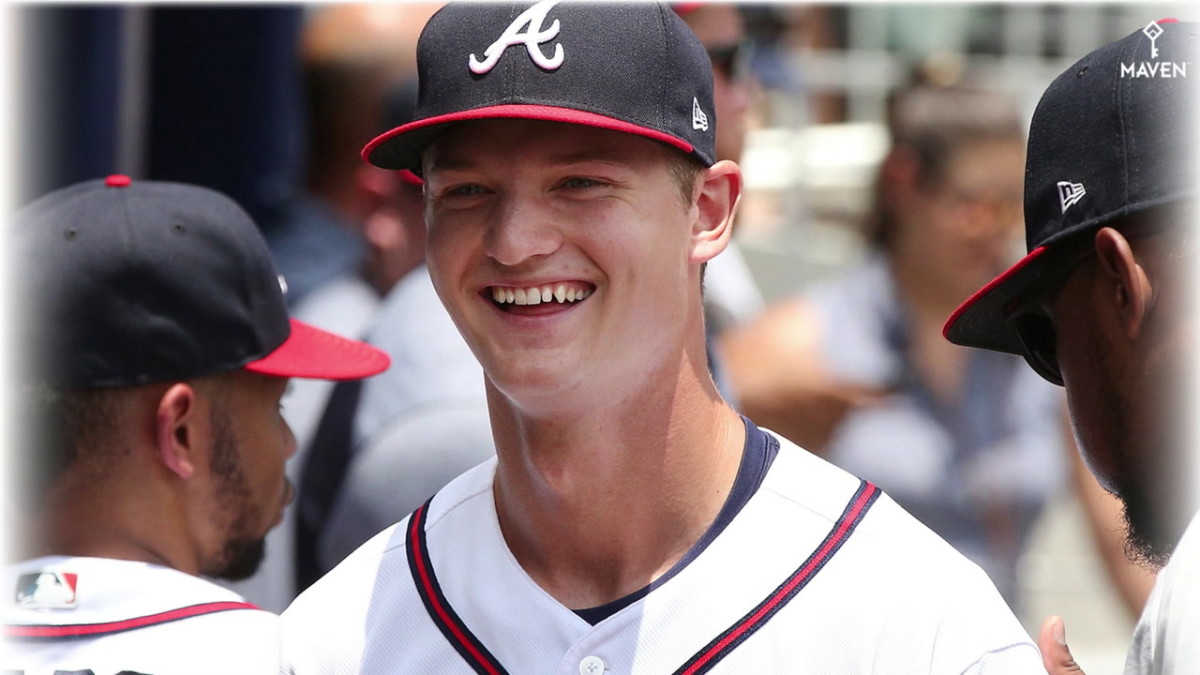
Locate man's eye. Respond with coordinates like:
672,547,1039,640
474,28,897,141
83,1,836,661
562,177,603,189
447,184,486,197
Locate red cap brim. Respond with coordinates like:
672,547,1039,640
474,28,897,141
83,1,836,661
942,246,1049,354
363,104,697,171
397,169,424,186
244,318,390,381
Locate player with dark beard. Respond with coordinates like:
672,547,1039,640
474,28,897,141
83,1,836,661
943,19,1197,675
3,176,390,673
208,389,278,582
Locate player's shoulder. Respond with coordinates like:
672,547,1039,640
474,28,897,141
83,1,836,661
5,556,279,674
760,430,1004,583
4,556,269,619
1127,510,1200,672
280,454,496,667
755,433,1040,669
281,457,498,663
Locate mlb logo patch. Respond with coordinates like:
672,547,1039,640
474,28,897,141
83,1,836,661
15,571,79,609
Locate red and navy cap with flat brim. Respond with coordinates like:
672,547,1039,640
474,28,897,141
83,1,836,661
245,318,390,381
17,175,390,389
363,1,716,172
943,247,1054,355
944,19,1197,354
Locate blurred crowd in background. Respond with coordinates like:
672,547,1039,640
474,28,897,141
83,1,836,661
8,4,1190,674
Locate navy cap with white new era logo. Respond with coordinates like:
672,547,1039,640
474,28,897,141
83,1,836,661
944,20,1197,358
16,175,390,388
363,0,716,171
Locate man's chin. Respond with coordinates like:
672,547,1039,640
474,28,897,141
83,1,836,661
210,537,267,582
1121,489,1175,571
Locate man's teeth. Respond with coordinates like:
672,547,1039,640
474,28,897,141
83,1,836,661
492,284,592,305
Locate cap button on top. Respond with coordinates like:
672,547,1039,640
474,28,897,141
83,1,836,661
105,174,132,188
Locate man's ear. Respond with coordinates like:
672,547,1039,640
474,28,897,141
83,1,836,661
155,383,202,480
690,159,742,265
1094,227,1154,340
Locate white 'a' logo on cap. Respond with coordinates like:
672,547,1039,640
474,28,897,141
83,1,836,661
470,0,565,75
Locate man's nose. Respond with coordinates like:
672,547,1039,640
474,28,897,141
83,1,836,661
483,196,563,267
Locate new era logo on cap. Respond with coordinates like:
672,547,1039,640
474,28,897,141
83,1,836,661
1057,181,1087,213
692,97,709,131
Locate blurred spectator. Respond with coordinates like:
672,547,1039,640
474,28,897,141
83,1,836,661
284,84,427,456
221,3,439,612
264,3,437,310
676,3,767,407
286,3,490,592
724,84,1065,609
742,4,845,125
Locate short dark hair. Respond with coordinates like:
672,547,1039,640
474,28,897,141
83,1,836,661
660,146,713,289
665,147,707,210
19,383,121,505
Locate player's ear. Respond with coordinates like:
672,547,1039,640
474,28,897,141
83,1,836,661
1093,226,1153,341
689,159,742,265
155,382,202,480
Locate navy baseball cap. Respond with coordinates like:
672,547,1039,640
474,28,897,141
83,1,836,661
944,20,1198,360
15,175,391,388
362,0,716,172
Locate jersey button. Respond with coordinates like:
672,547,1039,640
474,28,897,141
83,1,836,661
579,656,605,674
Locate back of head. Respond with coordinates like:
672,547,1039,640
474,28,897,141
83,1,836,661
13,176,390,507
946,19,1198,356
15,177,291,392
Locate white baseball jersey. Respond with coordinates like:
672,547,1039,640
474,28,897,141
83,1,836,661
3,556,279,674
1124,510,1200,674
282,423,1044,674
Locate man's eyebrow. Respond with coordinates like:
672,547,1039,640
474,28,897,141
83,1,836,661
427,147,634,174
543,148,631,166
425,154,474,174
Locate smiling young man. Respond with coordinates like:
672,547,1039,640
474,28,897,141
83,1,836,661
281,3,1045,672
3,176,390,673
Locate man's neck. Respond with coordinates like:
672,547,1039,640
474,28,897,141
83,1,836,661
30,475,197,576
486,370,745,610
